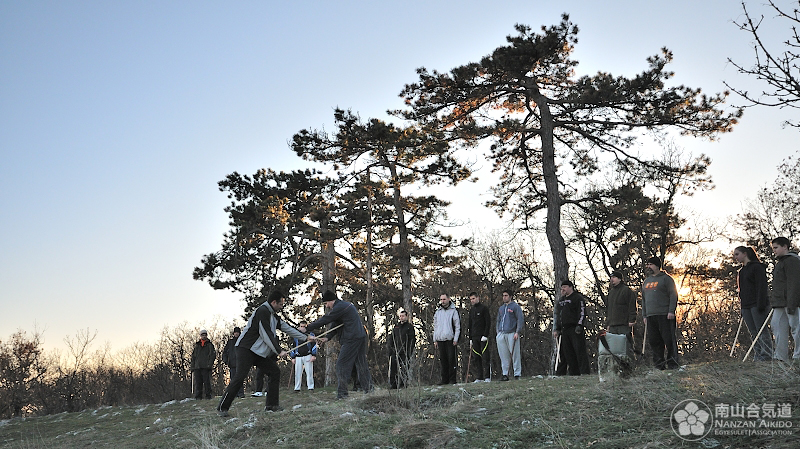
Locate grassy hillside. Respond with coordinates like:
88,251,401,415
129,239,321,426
1,360,797,449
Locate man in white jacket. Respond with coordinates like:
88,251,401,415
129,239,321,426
433,294,460,385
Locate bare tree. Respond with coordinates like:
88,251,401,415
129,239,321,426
727,1,800,127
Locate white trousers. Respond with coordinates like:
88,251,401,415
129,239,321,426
496,332,521,376
771,308,800,360
294,354,314,390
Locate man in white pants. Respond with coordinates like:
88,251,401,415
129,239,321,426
290,320,318,391
496,290,524,380
770,237,800,361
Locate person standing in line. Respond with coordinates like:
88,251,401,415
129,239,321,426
606,271,638,358
642,256,680,370
496,290,524,380
221,326,244,398
191,329,217,399
553,281,590,375
387,309,415,389
433,294,460,385
468,292,491,382
769,237,800,361
734,246,773,361
217,291,312,416
306,290,373,399
289,320,317,392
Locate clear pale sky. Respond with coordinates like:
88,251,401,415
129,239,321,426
1,1,796,353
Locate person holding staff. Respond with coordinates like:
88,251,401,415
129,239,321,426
733,245,773,361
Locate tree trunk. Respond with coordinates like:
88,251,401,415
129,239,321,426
364,172,376,335
534,90,569,318
385,156,414,315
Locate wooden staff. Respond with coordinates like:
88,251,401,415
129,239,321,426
555,335,562,369
285,323,344,353
641,319,648,356
742,309,774,362
730,317,744,357
464,340,472,383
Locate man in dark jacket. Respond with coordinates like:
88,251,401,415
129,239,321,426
306,290,373,399
468,292,491,382
191,329,216,399
770,237,800,361
606,271,638,358
387,309,415,389
217,291,311,416
221,327,244,398
553,280,590,375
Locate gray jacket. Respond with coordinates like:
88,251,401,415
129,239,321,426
432,302,460,342
641,271,678,317
496,301,525,334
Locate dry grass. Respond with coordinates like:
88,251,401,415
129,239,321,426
0,360,798,448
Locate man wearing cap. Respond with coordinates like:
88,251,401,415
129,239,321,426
642,256,680,370
306,290,373,399
553,281,590,375
222,326,244,398
217,290,311,416
606,271,638,358
191,329,216,399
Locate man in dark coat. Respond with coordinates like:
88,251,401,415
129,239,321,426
191,329,216,399
221,326,244,398
553,280,590,375
306,290,373,399
606,271,638,358
468,292,491,382
387,309,415,388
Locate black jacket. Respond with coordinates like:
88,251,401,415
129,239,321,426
738,261,769,311
191,339,216,370
555,291,587,330
387,321,415,358
468,302,491,341
222,337,237,367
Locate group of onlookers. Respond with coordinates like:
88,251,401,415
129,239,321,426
430,290,524,385
189,236,797,415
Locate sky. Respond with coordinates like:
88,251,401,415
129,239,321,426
1,0,797,353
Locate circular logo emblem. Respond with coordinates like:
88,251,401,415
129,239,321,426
671,399,713,441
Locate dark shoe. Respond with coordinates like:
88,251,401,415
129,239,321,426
264,405,284,412
514,376,520,380
294,390,300,393
501,375,509,381
218,409,229,417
